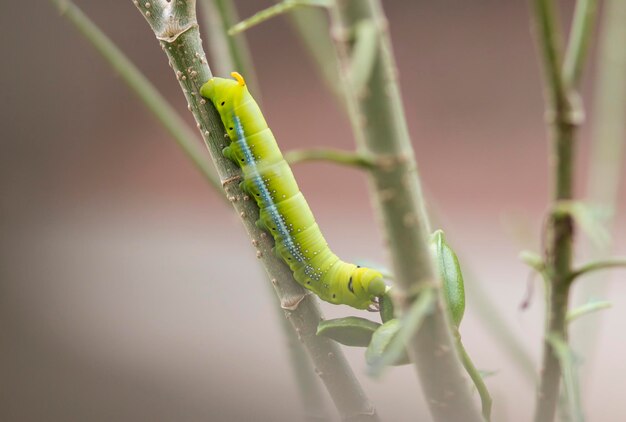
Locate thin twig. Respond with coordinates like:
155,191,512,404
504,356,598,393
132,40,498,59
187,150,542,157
567,258,626,283
533,0,574,417
199,0,261,97
567,300,611,323
572,0,626,374
131,1,378,420
562,0,598,87
533,0,570,114
285,3,347,110
228,0,330,36
530,0,597,420
285,148,375,168
455,332,493,421
51,0,221,194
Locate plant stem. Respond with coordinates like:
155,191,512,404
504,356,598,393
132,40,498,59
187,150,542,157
455,331,492,421
198,1,330,418
199,0,261,97
51,0,221,194
278,301,331,421
329,1,482,420
53,3,328,416
568,258,626,282
286,1,538,385
532,0,573,416
228,0,330,36
131,1,378,420
285,4,347,111
285,148,375,168
572,0,626,374
584,0,626,208
566,300,611,323
530,0,596,420
562,0,597,87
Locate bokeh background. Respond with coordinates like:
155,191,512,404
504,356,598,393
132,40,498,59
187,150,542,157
2,1,625,421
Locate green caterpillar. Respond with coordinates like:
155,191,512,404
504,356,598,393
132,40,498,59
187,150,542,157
200,72,385,310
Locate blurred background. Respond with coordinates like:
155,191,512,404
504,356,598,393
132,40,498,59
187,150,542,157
1,1,624,421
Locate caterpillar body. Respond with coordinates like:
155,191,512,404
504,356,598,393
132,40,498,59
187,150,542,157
200,72,385,310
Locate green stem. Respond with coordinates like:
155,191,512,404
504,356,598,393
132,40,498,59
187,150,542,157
530,0,596,420
285,148,375,168
455,331,492,421
568,258,626,283
289,1,539,386
131,1,378,420
562,0,598,87
572,0,626,374
199,1,330,418
533,1,573,418
51,0,221,194
285,5,347,110
329,1,482,420
229,0,330,36
279,302,331,421
567,300,611,323
584,0,626,208
199,0,261,98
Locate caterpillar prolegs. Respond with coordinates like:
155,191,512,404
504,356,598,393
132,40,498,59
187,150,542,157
200,72,385,310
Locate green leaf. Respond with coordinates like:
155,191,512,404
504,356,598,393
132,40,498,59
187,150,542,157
430,230,466,327
365,319,411,369
567,300,612,323
367,289,435,377
316,316,380,347
519,250,546,274
379,292,395,323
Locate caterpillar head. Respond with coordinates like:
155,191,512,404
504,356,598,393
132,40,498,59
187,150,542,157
330,266,386,310
200,71,247,113
351,267,386,298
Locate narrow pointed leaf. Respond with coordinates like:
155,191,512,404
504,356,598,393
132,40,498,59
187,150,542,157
317,317,380,347
367,289,435,377
364,319,411,368
567,300,612,323
519,250,546,273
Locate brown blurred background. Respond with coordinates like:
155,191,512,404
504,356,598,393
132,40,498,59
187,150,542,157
1,1,625,421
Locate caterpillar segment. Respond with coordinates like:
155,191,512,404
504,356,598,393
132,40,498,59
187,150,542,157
200,72,385,310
